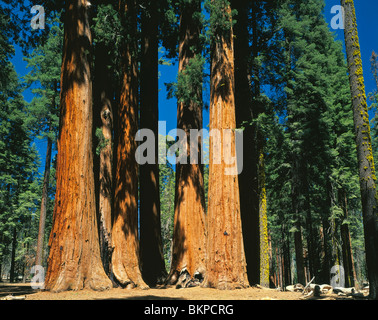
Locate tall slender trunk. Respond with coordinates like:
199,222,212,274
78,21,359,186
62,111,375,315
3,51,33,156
341,0,378,299
339,189,357,288
282,226,292,287
167,0,207,287
35,125,53,268
304,168,317,280
139,0,167,287
45,0,111,292
94,41,113,277
111,0,147,288
9,228,17,283
292,159,306,285
233,0,260,286
204,1,249,290
259,151,269,287
321,217,331,284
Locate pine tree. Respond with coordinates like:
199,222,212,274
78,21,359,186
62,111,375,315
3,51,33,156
0,11,41,282
23,15,63,270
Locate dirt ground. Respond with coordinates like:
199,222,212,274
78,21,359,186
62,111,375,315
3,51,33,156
0,282,368,300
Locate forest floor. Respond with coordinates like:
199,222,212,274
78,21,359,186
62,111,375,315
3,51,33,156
0,282,369,300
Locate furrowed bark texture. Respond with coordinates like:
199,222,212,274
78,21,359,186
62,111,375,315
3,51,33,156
139,0,167,287
45,0,112,292
204,2,249,290
94,41,113,277
233,0,260,286
341,0,378,299
111,0,147,288
167,0,207,287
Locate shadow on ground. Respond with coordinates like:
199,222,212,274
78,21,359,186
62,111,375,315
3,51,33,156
0,283,38,298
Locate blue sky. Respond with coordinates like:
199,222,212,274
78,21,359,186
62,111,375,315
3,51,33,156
9,1,378,173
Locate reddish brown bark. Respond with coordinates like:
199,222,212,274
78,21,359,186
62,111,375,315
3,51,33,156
111,0,147,288
166,0,207,288
94,41,113,277
204,2,249,290
44,0,112,292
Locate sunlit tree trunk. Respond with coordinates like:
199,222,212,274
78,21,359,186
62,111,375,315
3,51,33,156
45,0,112,292
166,0,207,287
341,0,378,299
111,0,147,288
204,1,249,290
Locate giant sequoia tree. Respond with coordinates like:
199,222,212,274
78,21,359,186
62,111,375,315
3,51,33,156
44,0,112,292
204,0,249,290
139,0,167,287
166,0,207,288
341,0,378,300
111,0,147,288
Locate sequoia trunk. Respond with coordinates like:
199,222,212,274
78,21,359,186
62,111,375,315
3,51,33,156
139,0,167,287
111,0,147,288
233,0,260,286
167,0,207,287
204,1,249,290
44,0,112,292
94,41,113,277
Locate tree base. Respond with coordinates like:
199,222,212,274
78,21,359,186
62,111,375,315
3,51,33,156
165,268,205,289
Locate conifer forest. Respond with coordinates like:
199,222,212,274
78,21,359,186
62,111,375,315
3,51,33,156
1,0,378,302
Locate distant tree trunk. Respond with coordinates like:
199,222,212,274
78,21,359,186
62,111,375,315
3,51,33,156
304,167,317,281
233,0,260,286
111,0,147,288
204,1,249,290
292,159,306,285
259,151,269,287
139,0,167,287
341,0,378,299
44,0,111,292
339,189,357,288
35,125,52,268
94,41,113,278
9,228,17,283
321,217,332,284
282,225,291,287
167,0,207,287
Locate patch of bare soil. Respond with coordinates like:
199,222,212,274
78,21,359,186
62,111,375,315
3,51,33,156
0,282,367,300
